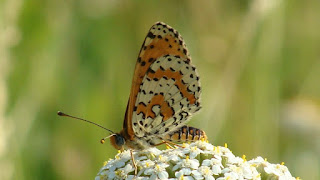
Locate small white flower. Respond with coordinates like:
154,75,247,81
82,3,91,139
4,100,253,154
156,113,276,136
155,163,169,179
242,164,254,179
144,163,169,179
249,156,265,164
221,167,230,174
108,164,134,179
167,148,185,161
140,159,155,168
173,156,200,171
156,154,168,163
202,160,211,167
183,157,200,169
212,164,222,175
194,139,214,152
264,164,282,176
104,158,127,172
198,166,215,180
117,150,132,161
223,171,239,180
183,145,203,158
265,163,295,179
175,170,194,180
227,156,244,165
181,168,192,175
136,155,148,161
147,147,162,156
202,156,222,166
191,169,203,179
202,156,223,175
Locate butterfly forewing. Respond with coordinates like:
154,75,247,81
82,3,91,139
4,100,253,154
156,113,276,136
125,22,201,144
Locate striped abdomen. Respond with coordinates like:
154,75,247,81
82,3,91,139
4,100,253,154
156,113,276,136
164,125,207,142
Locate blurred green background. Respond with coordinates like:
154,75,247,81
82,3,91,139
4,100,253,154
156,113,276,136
1,0,320,179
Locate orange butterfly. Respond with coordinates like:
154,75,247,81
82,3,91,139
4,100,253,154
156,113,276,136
58,22,206,174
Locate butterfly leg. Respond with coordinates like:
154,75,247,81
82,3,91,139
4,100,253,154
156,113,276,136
164,140,184,148
130,149,138,176
164,141,174,149
153,141,167,146
154,140,184,148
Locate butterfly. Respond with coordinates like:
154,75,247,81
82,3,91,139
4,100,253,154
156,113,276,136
58,21,206,174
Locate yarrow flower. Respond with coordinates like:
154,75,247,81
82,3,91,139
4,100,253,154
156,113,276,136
96,142,297,180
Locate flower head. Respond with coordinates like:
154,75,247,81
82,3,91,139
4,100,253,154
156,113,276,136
96,141,297,180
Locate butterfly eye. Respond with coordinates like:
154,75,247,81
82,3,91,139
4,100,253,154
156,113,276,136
115,134,125,147
109,134,125,150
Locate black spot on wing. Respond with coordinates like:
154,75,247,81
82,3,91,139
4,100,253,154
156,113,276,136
147,32,156,39
148,58,154,62
183,48,187,55
174,32,179,38
147,68,155,74
139,102,147,106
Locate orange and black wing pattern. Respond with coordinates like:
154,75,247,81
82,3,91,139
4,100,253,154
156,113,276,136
124,22,201,145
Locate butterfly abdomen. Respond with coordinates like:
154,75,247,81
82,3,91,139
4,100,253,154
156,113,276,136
164,125,207,142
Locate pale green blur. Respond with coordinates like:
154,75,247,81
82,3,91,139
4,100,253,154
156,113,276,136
1,0,319,179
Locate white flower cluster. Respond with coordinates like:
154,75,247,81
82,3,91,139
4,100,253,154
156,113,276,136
96,141,297,180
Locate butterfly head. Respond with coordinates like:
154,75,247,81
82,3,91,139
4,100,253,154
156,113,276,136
109,133,125,150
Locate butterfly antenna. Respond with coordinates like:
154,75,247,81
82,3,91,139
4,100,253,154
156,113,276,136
57,111,114,134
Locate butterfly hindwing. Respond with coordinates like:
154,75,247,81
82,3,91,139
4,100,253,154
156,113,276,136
131,54,201,138
146,55,201,136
